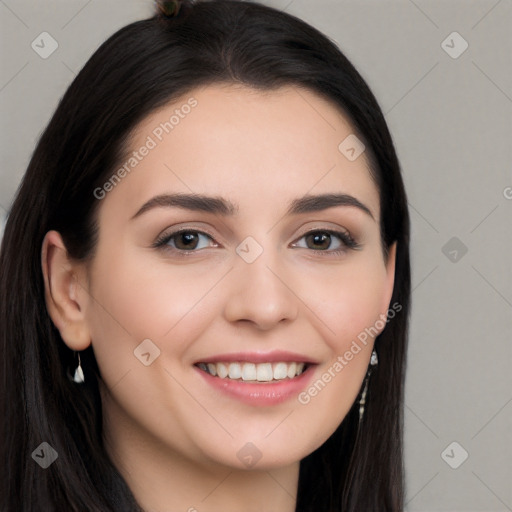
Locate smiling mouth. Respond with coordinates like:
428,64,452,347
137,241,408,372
195,361,309,382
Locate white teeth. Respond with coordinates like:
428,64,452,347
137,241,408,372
273,362,288,380
241,363,257,381
287,362,297,379
256,363,273,382
198,361,308,381
228,362,242,379
216,362,228,379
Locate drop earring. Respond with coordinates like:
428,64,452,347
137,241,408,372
72,352,85,383
358,349,378,423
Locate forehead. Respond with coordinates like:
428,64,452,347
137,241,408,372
99,83,379,223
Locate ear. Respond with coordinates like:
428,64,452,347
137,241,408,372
41,230,92,351
381,241,397,315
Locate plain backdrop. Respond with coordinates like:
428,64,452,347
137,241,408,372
0,1,511,510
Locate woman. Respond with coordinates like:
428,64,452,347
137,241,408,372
0,0,410,510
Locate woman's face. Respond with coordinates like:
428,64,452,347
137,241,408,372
76,84,396,471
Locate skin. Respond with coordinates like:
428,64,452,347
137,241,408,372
42,83,396,512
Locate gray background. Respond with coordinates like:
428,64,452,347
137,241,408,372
1,0,511,510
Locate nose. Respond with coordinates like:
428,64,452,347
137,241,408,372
222,248,299,331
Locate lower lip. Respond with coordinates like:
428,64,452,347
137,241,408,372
194,365,316,406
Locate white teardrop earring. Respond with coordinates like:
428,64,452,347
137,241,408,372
358,349,378,423
73,352,85,383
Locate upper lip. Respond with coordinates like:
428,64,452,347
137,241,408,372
195,351,319,365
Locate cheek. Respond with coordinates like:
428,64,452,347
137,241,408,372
88,247,212,333
84,248,227,379
289,255,388,438
303,254,390,352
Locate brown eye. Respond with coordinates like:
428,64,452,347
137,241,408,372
291,229,360,254
153,229,216,252
174,232,200,250
304,232,333,250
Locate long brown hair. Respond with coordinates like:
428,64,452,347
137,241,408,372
0,1,410,510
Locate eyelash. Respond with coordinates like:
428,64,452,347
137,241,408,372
152,227,361,257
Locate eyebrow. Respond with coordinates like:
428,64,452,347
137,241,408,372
130,192,375,221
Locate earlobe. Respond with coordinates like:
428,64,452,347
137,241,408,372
41,230,91,351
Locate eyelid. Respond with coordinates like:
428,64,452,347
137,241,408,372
293,224,352,241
